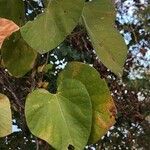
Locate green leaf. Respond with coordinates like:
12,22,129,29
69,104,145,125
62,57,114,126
59,62,116,144
0,93,12,137
21,0,85,54
25,79,92,150
1,31,37,77
82,0,127,76
0,0,24,26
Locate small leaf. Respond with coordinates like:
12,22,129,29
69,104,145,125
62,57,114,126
0,93,12,137
0,0,25,25
82,0,127,76
25,79,92,150
21,0,85,54
59,62,117,144
1,31,37,77
0,18,19,49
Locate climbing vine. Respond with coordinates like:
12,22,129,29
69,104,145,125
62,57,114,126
0,0,127,149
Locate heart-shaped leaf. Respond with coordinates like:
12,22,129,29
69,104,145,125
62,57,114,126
59,62,116,144
0,18,19,49
0,0,24,25
21,0,85,54
82,0,127,76
25,79,92,150
1,31,37,77
0,93,12,137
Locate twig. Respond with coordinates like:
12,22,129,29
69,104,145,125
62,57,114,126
36,138,39,150
0,70,24,109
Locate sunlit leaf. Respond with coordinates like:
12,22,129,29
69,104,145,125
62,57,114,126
21,0,85,54
0,93,12,137
82,0,127,76
59,62,117,143
25,79,92,149
1,31,37,77
0,18,19,49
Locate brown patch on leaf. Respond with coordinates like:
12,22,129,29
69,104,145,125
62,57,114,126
96,113,107,129
109,104,117,118
0,18,19,48
106,97,117,119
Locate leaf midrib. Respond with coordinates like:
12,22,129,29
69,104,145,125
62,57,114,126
54,94,74,145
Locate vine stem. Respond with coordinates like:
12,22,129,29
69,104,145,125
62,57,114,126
36,138,39,150
0,70,24,110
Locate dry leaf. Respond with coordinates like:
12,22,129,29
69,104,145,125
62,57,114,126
0,18,19,48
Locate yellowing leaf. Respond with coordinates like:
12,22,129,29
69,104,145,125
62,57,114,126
82,0,127,76
59,62,117,143
0,93,12,137
0,18,19,48
25,79,92,149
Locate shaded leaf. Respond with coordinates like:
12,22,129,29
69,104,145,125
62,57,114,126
21,0,85,54
0,18,19,49
59,62,116,144
1,31,37,77
0,93,12,137
0,0,24,25
82,0,127,76
25,79,92,150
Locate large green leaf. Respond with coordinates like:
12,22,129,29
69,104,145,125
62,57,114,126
25,79,92,150
1,31,37,77
0,0,24,26
82,0,127,76
59,62,116,144
21,0,85,54
0,93,12,137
